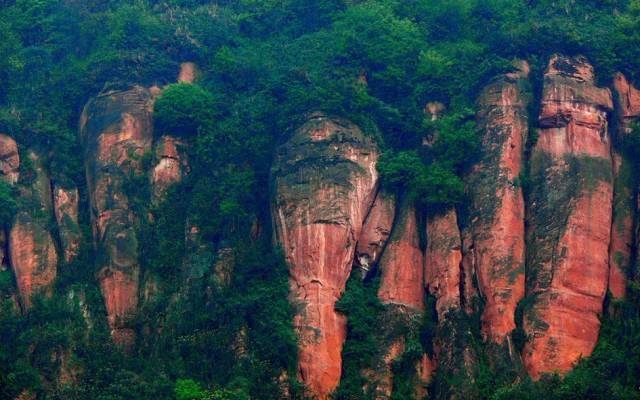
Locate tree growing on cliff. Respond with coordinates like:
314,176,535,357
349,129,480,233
0,181,17,227
154,83,219,137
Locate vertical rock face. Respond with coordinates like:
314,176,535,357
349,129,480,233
53,185,81,263
0,134,19,184
272,114,379,398
609,73,640,299
466,63,530,342
356,190,395,276
178,62,198,84
151,62,195,202
524,55,613,378
375,200,425,398
0,134,19,270
425,209,462,320
151,135,188,201
80,85,154,345
9,152,58,310
377,201,424,310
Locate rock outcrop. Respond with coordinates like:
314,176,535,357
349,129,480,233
53,185,81,263
355,190,395,277
151,135,188,201
178,62,198,84
523,55,614,378
272,114,379,398
0,134,19,269
374,200,425,398
465,62,530,342
0,134,19,184
80,85,154,346
377,200,424,310
609,73,640,299
9,151,58,310
424,209,462,320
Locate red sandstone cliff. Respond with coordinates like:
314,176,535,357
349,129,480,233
0,134,19,269
609,73,640,299
465,62,530,343
377,200,424,310
374,199,426,398
355,190,395,277
53,185,81,263
0,134,19,185
151,135,189,201
523,55,614,378
9,151,58,310
425,208,463,321
272,114,379,398
80,84,154,346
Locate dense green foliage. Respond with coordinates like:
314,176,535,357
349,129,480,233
0,180,18,226
1,0,640,399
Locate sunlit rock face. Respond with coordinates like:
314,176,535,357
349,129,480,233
523,55,614,379
272,114,379,398
465,62,530,343
9,151,57,310
80,85,154,346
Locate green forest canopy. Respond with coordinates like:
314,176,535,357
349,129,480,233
1,0,640,399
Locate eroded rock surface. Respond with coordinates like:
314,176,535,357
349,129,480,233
356,190,395,277
425,208,462,320
53,185,81,263
609,73,640,298
466,62,530,342
377,200,424,310
151,135,188,201
0,134,19,184
272,114,379,398
523,55,613,378
9,152,57,310
80,85,154,346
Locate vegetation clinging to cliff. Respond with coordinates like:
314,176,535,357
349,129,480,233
1,0,640,398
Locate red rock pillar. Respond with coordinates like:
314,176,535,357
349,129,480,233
53,185,81,263
425,208,463,320
465,62,530,343
272,114,379,398
9,151,58,310
523,55,613,378
80,85,154,346
608,73,640,299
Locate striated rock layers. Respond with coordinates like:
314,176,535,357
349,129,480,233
523,55,614,378
272,114,379,398
466,62,530,343
80,85,155,346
